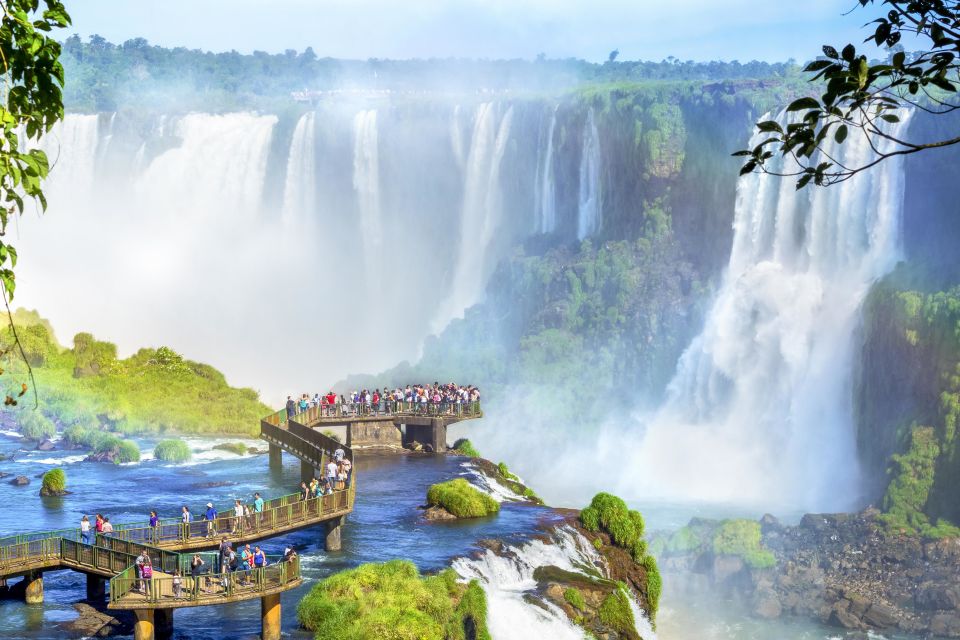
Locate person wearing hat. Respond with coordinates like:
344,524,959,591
204,502,217,538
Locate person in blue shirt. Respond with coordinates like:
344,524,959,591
204,502,217,538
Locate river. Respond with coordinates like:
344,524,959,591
0,433,919,640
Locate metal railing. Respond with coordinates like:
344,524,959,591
267,400,482,426
109,555,301,606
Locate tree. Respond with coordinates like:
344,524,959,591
0,0,71,404
608,49,620,63
737,0,960,187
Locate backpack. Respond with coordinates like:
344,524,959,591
142,565,153,579
229,552,237,570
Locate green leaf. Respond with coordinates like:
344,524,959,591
787,97,820,112
834,124,848,144
739,161,757,176
823,45,839,60
841,44,856,62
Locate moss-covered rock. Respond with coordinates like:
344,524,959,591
211,442,247,456
154,439,192,462
451,438,481,458
40,468,67,496
426,479,499,519
296,560,490,640
712,520,776,569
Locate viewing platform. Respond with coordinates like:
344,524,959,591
262,400,483,454
0,407,356,640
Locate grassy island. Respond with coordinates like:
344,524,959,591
297,560,490,640
40,468,66,496
426,479,500,519
154,439,192,463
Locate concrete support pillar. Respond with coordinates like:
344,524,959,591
325,516,343,551
261,592,282,640
268,443,282,469
154,608,173,640
300,460,315,484
431,419,447,453
133,609,155,640
345,423,353,447
23,571,43,604
86,574,105,601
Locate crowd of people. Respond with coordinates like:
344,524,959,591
285,382,481,418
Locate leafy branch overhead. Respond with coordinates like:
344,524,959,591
736,0,960,187
0,0,71,403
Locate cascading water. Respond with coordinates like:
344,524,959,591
352,109,383,290
431,102,514,332
38,113,100,197
281,111,317,225
535,106,558,234
452,525,655,640
623,111,912,511
577,108,602,239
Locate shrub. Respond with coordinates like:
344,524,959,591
41,468,66,494
712,520,776,569
598,586,635,635
451,438,481,458
426,479,499,518
322,430,341,443
496,462,519,482
63,425,101,448
579,492,646,561
641,555,662,619
154,439,192,462
211,442,247,456
564,587,586,611
116,440,141,464
18,411,56,440
297,560,491,640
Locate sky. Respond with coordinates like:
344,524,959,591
65,0,885,63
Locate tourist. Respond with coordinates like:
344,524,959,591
95,513,104,534
172,569,182,598
253,492,264,527
135,549,149,593
240,543,253,584
341,456,353,489
80,515,92,545
334,445,345,462
283,545,297,563
219,536,230,572
224,546,237,589
285,395,296,418
190,553,207,595
325,458,338,492
336,460,347,491
298,394,309,414
182,505,192,539
299,481,309,501
204,502,217,538
101,517,114,534
253,545,266,569
141,555,153,596
232,499,245,534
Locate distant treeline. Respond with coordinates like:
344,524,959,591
60,34,803,112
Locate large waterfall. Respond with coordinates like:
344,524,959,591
281,111,317,225
352,109,383,290
577,108,601,240
535,106,558,234
622,112,912,511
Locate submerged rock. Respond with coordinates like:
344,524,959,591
9,475,29,486
36,438,55,451
60,602,132,637
421,505,457,521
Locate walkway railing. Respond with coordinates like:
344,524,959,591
109,555,301,607
264,400,482,427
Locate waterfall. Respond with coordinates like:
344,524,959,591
281,111,317,225
431,103,514,331
39,114,100,198
535,106,558,234
452,525,655,640
352,109,383,291
577,109,601,239
625,111,913,511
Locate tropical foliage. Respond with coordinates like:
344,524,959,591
426,479,499,518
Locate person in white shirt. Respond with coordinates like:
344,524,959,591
325,460,338,491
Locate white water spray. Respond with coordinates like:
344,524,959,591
623,111,912,511
577,108,601,239
535,106,558,234
281,111,317,225
352,109,383,291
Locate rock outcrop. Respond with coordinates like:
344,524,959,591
9,475,29,486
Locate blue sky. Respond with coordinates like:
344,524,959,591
66,0,884,62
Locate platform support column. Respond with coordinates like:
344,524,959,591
23,571,43,604
301,460,315,484
431,419,447,453
262,592,282,640
86,574,105,601
325,515,343,551
268,443,282,469
155,608,173,640
133,609,155,640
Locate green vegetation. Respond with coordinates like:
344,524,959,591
18,410,55,440
563,587,586,612
40,467,66,494
580,493,648,562
597,586,635,636
712,520,776,569
451,438,481,458
860,274,960,534
641,555,662,619
212,442,247,456
426,479,500,519
153,439,192,463
1,311,269,437
496,462,518,481
321,430,341,443
297,560,490,640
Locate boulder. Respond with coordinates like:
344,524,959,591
829,601,862,630
862,602,900,629
753,592,783,619
85,451,116,463
930,613,960,637
917,584,960,611
421,505,457,521
36,439,55,451
712,555,745,584
9,475,29,486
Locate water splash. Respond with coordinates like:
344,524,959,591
535,106,558,234
352,109,383,291
577,108,601,239
281,111,317,225
623,110,913,512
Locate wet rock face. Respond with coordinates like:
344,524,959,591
421,505,457,521
35,438,55,451
656,510,960,637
